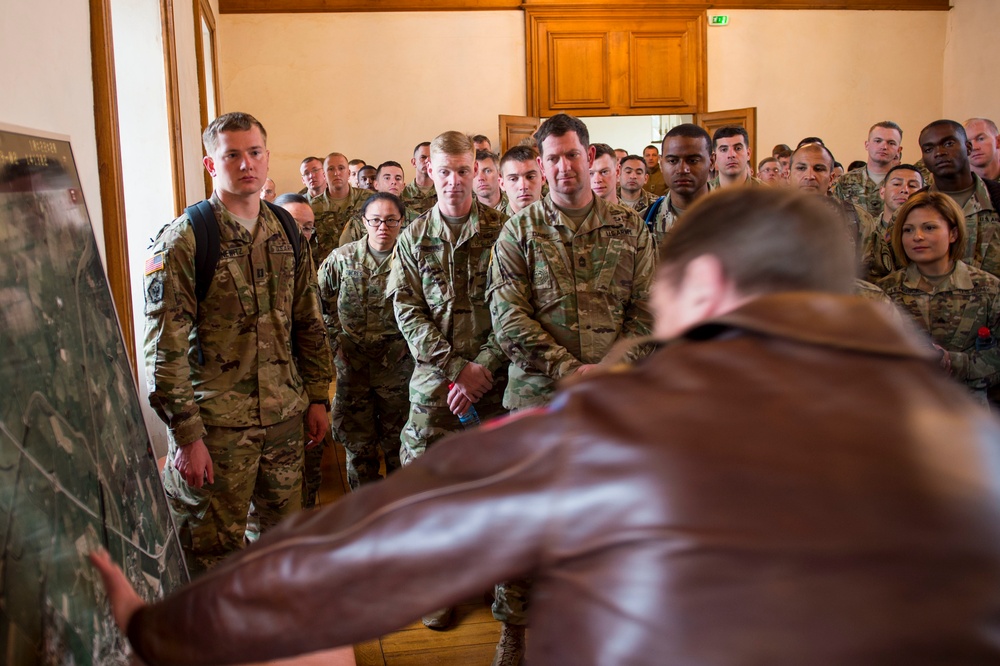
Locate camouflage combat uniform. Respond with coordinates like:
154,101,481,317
707,174,762,189
310,186,371,268
648,191,686,247
317,239,413,490
338,206,419,248
879,260,1000,405
620,188,659,218
486,194,653,626
387,201,509,464
861,212,903,283
932,174,1000,280
488,195,655,411
400,180,438,217
486,191,510,214
832,166,885,219
143,194,333,575
644,164,667,196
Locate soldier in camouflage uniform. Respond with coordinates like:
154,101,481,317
966,118,1000,183
832,121,904,219
709,125,760,189
318,192,412,490
619,154,658,216
474,149,509,212
144,113,333,576
649,124,716,247
921,120,1000,281
861,164,924,283
589,143,621,204
401,141,438,216
486,114,654,666
309,152,370,268
498,144,545,216
388,130,508,632
789,141,877,259
299,156,327,202
642,144,668,196
878,190,1000,407
338,161,419,247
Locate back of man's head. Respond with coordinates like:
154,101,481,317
658,188,855,297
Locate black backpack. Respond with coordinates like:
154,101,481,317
184,199,302,302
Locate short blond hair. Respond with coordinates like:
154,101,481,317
430,131,474,161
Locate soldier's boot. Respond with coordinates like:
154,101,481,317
421,606,454,630
490,623,526,666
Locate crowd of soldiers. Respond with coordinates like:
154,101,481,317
145,109,1000,666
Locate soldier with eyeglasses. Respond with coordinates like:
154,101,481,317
317,192,413,490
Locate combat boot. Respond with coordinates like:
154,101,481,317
490,622,525,666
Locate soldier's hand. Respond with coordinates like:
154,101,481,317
174,439,214,488
454,362,493,402
89,549,146,633
574,364,599,376
305,403,329,446
447,383,474,416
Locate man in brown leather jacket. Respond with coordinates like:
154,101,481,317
93,188,1000,665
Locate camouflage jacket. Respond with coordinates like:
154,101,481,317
648,191,686,247
401,180,438,216
620,188,658,218
878,261,1000,392
707,174,762,189
143,194,333,445
309,186,371,268
317,239,404,359
832,166,884,219
861,211,904,283
932,174,1000,280
488,191,511,216
488,195,655,410
387,201,508,405
644,165,667,197
338,206,419,248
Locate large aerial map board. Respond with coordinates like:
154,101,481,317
0,124,188,664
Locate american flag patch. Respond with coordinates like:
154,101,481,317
144,253,164,275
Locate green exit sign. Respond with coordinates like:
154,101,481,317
709,15,729,26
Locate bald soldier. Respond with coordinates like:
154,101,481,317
966,118,1000,182
308,153,372,267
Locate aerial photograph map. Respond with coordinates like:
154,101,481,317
0,125,188,665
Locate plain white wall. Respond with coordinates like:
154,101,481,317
1,0,105,261
707,9,946,169
218,11,527,196
943,0,1000,123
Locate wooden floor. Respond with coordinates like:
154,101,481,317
255,441,501,666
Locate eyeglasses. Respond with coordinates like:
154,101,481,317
364,217,402,228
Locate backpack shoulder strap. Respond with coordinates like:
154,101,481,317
644,195,666,233
263,200,302,265
184,200,220,303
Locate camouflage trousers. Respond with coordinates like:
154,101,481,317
162,417,304,576
493,577,532,625
333,340,413,490
399,393,506,466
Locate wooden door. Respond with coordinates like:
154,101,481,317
696,107,758,170
499,114,541,154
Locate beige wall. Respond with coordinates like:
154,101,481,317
708,9,945,169
218,11,526,195
2,0,104,259
943,0,1000,123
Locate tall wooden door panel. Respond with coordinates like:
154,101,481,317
526,8,705,117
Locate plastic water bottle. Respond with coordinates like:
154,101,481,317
458,405,481,429
977,326,995,351
449,382,481,428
